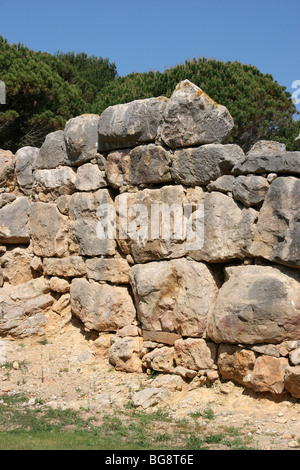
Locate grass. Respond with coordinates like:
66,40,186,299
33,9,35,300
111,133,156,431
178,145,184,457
0,393,258,450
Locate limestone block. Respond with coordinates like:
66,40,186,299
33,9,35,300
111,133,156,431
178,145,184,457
43,256,86,278
232,175,269,207
174,338,217,371
251,355,289,394
109,336,143,373
35,130,67,169
0,197,30,244
15,146,39,195
217,344,257,386
75,163,107,191
86,257,130,284
0,149,15,190
32,166,77,202
64,114,99,165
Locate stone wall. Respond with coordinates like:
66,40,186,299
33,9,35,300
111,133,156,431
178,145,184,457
1,79,300,399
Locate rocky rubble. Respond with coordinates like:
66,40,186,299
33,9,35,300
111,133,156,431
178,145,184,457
0,79,300,402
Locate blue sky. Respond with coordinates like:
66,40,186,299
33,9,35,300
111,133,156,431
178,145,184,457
1,0,299,111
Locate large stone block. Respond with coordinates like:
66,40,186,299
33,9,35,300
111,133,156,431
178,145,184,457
129,258,218,337
32,167,77,202
0,150,15,190
98,97,169,151
0,197,30,244
43,256,86,278
207,265,300,345
109,336,143,373
0,247,34,285
15,146,39,195
70,278,136,332
232,151,300,176
232,175,269,207
29,202,69,257
75,163,107,191
174,338,217,371
129,144,173,186
35,130,67,169
172,144,244,186
284,366,300,398
86,257,130,284
157,80,234,148
217,344,257,386
69,189,116,256
64,114,99,165
251,356,288,394
248,177,300,268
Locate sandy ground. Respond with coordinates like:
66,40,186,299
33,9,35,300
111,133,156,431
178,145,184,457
1,319,300,451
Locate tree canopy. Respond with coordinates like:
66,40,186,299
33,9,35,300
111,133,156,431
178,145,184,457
0,38,299,153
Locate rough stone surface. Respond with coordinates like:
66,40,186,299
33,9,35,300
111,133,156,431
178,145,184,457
172,144,244,186
0,247,34,285
29,203,69,257
208,265,300,345
232,152,300,176
105,149,131,189
284,366,300,398
174,338,217,371
248,177,300,268
232,175,269,207
251,356,289,394
43,256,86,278
158,80,234,148
129,144,173,186
247,140,286,155
0,193,16,209
109,336,143,373
70,278,136,332
32,167,77,202
130,258,218,337
131,387,171,409
86,257,130,284
75,163,107,191
35,130,67,169
0,150,15,190
218,344,257,386
0,197,30,244
142,346,175,373
98,97,169,151
207,175,235,193
15,146,39,195
64,114,99,165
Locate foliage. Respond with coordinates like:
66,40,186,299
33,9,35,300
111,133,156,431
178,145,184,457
92,58,300,152
0,36,116,152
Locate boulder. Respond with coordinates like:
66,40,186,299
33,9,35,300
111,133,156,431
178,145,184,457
49,277,70,294
189,191,257,262
0,149,15,190
64,114,99,165
98,97,169,151
207,265,300,345
174,338,217,371
0,197,30,244
207,175,235,194
232,175,269,207
29,202,69,257
129,144,173,186
248,176,300,268
86,257,130,284
116,185,205,263
0,247,34,285
15,146,39,195
284,366,300,398
35,130,67,169
32,167,77,202
157,80,234,148
251,355,288,394
70,278,136,332
217,344,257,386
105,149,131,189
109,336,143,373
247,140,286,155
131,387,171,409
75,162,107,191
69,189,116,256
0,193,16,209
142,346,175,373
232,151,300,176
129,258,218,337
171,144,244,186
43,256,86,278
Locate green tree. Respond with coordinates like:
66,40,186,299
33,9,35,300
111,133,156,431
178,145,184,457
92,58,299,151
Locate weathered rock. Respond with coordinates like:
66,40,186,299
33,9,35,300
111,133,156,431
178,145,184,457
172,144,244,186
130,258,218,337
232,151,300,176
98,97,169,151
43,256,86,278
32,167,77,202
116,325,141,337
208,265,300,345
142,330,181,346
142,346,175,373
0,266,3,287
248,344,280,357
152,374,184,391
289,347,300,365
35,130,67,169
0,247,34,285
247,140,286,155
248,177,300,268
116,185,205,263
0,197,30,244
189,191,257,262
0,193,16,209
174,338,217,371
49,277,70,293
173,366,197,379
158,80,234,148
284,366,300,398
70,278,136,332
105,149,131,189
69,189,116,256
86,257,130,284
109,336,143,373
29,202,69,257
207,175,235,194
232,175,269,207
129,144,173,186
0,278,52,338
75,163,106,191
15,147,39,195
131,387,171,409
64,114,100,165
217,344,257,386
251,355,288,394
0,150,15,190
